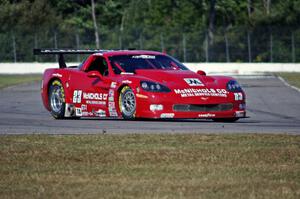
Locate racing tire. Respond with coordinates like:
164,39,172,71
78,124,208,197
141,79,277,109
213,118,239,123
48,80,66,119
119,86,136,119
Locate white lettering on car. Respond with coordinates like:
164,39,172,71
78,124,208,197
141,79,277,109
52,73,62,78
198,113,216,118
132,55,155,59
174,88,228,98
83,93,108,100
86,100,106,105
160,113,175,118
74,90,108,104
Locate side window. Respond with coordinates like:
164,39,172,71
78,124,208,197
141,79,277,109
86,56,109,76
111,61,122,74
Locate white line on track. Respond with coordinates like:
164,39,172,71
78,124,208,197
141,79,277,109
277,76,300,93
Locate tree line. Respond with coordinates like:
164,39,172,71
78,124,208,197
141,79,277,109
0,0,299,62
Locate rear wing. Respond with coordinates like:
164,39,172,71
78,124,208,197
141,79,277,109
33,48,113,68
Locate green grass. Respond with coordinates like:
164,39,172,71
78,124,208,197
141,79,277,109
0,74,41,89
0,134,299,199
277,72,300,89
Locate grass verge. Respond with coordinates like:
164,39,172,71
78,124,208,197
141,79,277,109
277,72,300,89
0,134,299,199
0,74,41,89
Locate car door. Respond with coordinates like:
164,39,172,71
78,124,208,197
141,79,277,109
69,55,112,117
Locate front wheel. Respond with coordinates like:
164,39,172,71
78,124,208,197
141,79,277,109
119,86,136,119
48,80,65,119
213,118,239,122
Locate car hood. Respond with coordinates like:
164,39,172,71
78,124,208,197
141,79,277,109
134,69,224,89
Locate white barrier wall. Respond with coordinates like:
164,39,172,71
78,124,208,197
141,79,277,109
0,62,300,75
185,63,300,75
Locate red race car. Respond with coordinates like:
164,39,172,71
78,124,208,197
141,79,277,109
34,49,246,122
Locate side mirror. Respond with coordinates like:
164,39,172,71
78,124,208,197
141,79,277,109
87,71,103,80
197,70,206,76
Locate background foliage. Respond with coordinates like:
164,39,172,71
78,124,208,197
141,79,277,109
0,0,299,62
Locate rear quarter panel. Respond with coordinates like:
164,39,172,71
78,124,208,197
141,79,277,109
41,68,76,110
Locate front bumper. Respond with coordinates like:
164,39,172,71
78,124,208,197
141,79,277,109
134,92,246,119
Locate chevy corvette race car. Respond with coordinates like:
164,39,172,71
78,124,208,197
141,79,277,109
34,49,246,122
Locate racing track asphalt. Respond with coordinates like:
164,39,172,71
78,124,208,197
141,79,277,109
0,76,300,134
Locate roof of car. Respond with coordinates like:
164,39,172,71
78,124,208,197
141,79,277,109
96,50,165,57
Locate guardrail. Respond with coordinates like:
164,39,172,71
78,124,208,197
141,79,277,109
0,63,299,75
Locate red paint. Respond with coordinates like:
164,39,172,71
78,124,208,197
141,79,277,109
41,50,246,119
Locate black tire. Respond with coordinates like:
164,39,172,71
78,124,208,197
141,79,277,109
48,80,66,119
119,86,136,119
213,118,239,123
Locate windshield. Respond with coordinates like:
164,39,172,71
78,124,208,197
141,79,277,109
109,54,189,74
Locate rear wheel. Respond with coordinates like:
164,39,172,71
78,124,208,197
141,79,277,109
213,118,239,122
119,86,136,119
49,80,65,119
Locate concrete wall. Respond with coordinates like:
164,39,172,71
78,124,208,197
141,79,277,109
0,62,299,75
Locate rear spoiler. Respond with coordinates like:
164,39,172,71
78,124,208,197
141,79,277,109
33,48,112,68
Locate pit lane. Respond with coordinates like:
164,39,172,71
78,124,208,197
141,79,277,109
0,76,300,134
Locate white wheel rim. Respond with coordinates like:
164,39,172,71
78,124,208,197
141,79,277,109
121,90,136,117
50,86,63,113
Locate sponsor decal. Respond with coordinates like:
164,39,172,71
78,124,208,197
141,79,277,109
122,80,132,84
108,91,118,116
108,102,115,110
110,82,117,88
108,97,114,102
109,110,118,117
64,103,74,117
160,113,175,118
234,93,243,101
73,90,108,104
86,100,106,105
73,90,82,103
75,108,82,116
198,113,216,118
132,55,155,59
83,93,108,100
82,112,94,117
96,109,106,117
108,89,114,102
52,73,62,78
174,88,228,98
184,78,204,86
81,104,87,111
235,111,245,117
